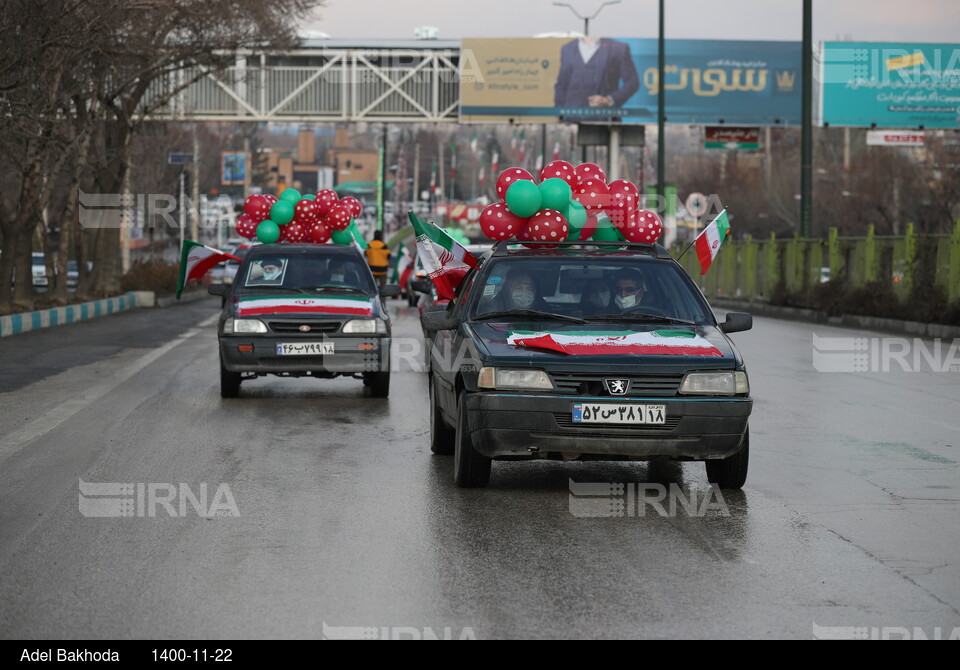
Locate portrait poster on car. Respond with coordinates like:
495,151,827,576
459,38,801,125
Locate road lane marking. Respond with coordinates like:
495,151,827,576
0,315,218,465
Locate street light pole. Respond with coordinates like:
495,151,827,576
552,1,621,37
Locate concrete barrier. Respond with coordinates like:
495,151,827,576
0,292,144,339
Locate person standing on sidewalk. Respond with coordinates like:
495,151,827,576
365,230,391,289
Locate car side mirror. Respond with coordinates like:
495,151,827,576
421,310,458,334
720,312,752,334
410,279,432,294
208,284,229,297
380,283,402,298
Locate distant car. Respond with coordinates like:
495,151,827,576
422,241,754,489
32,253,48,287
210,244,401,398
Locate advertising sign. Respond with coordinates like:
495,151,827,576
221,152,247,186
704,126,760,149
821,42,960,128
865,130,925,146
460,38,801,125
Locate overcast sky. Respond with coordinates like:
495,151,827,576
303,0,960,43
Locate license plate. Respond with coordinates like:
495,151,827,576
275,342,334,356
572,403,666,425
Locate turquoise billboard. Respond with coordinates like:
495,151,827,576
821,41,960,128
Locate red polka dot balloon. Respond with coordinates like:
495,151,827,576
577,213,599,241
293,199,320,226
605,180,640,228
539,160,576,188
283,221,306,243
235,213,259,239
479,202,528,241
243,194,271,223
574,162,606,185
573,178,610,213
308,221,332,244
325,204,352,231
263,194,278,206
622,209,664,243
340,196,363,219
316,189,339,216
524,209,569,248
495,167,536,201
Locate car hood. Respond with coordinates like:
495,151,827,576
466,321,740,372
229,292,380,318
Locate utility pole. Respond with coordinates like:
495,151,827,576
800,0,813,237
656,0,665,212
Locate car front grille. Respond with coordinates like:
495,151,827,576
550,373,684,398
268,320,342,334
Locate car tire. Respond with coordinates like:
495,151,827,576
453,391,491,488
705,428,749,489
407,291,418,307
366,371,390,398
429,377,455,455
220,356,241,398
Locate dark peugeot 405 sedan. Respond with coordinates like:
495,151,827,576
210,244,400,398
422,242,753,489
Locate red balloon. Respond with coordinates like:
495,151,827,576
577,213,599,241
573,178,610,213
605,182,640,228
263,194,278,205
495,167,536,201
283,221,306,243
326,204,352,231
479,202,527,241
293,198,320,226
315,189,339,216
524,209,569,248
308,222,332,244
624,209,663,243
539,160,576,187
243,195,270,222
340,196,363,219
574,162,606,185
235,213,259,239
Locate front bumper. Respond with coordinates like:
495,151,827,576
219,336,390,375
464,393,751,460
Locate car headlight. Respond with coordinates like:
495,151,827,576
342,319,387,334
477,367,553,391
223,318,267,334
679,371,749,395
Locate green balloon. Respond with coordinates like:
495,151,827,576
280,188,301,203
539,178,572,211
270,200,295,225
592,221,624,248
256,219,280,244
505,180,542,218
331,228,353,245
347,220,368,249
302,194,316,200
565,200,587,232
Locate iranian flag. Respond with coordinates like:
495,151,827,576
237,294,373,317
694,209,730,275
408,211,479,300
390,245,414,285
176,240,241,299
507,329,723,357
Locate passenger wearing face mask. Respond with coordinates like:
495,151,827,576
580,277,613,316
498,271,546,312
321,258,359,287
612,269,649,312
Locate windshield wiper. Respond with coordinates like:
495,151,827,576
301,285,368,294
472,309,586,324
585,312,699,326
244,286,304,293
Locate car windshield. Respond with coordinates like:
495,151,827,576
239,252,376,294
469,256,714,325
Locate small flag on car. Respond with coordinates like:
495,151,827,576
176,240,241,299
408,211,478,301
694,209,730,275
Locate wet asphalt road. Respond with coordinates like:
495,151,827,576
0,297,957,639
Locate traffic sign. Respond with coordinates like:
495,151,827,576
168,153,195,165
685,192,708,217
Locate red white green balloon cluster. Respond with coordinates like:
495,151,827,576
479,161,663,247
237,189,364,246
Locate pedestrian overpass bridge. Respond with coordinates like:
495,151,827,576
144,39,463,124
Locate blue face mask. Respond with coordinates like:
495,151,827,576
512,289,535,309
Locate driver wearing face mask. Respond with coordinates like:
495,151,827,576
501,272,544,311
612,269,648,311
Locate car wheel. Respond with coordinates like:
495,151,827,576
220,355,241,398
705,428,749,489
407,291,418,307
429,377,455,455
365,371,390,398
453,391,491,488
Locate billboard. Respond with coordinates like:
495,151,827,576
460,38,801,125
821,42,960,128
221,152,247,186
